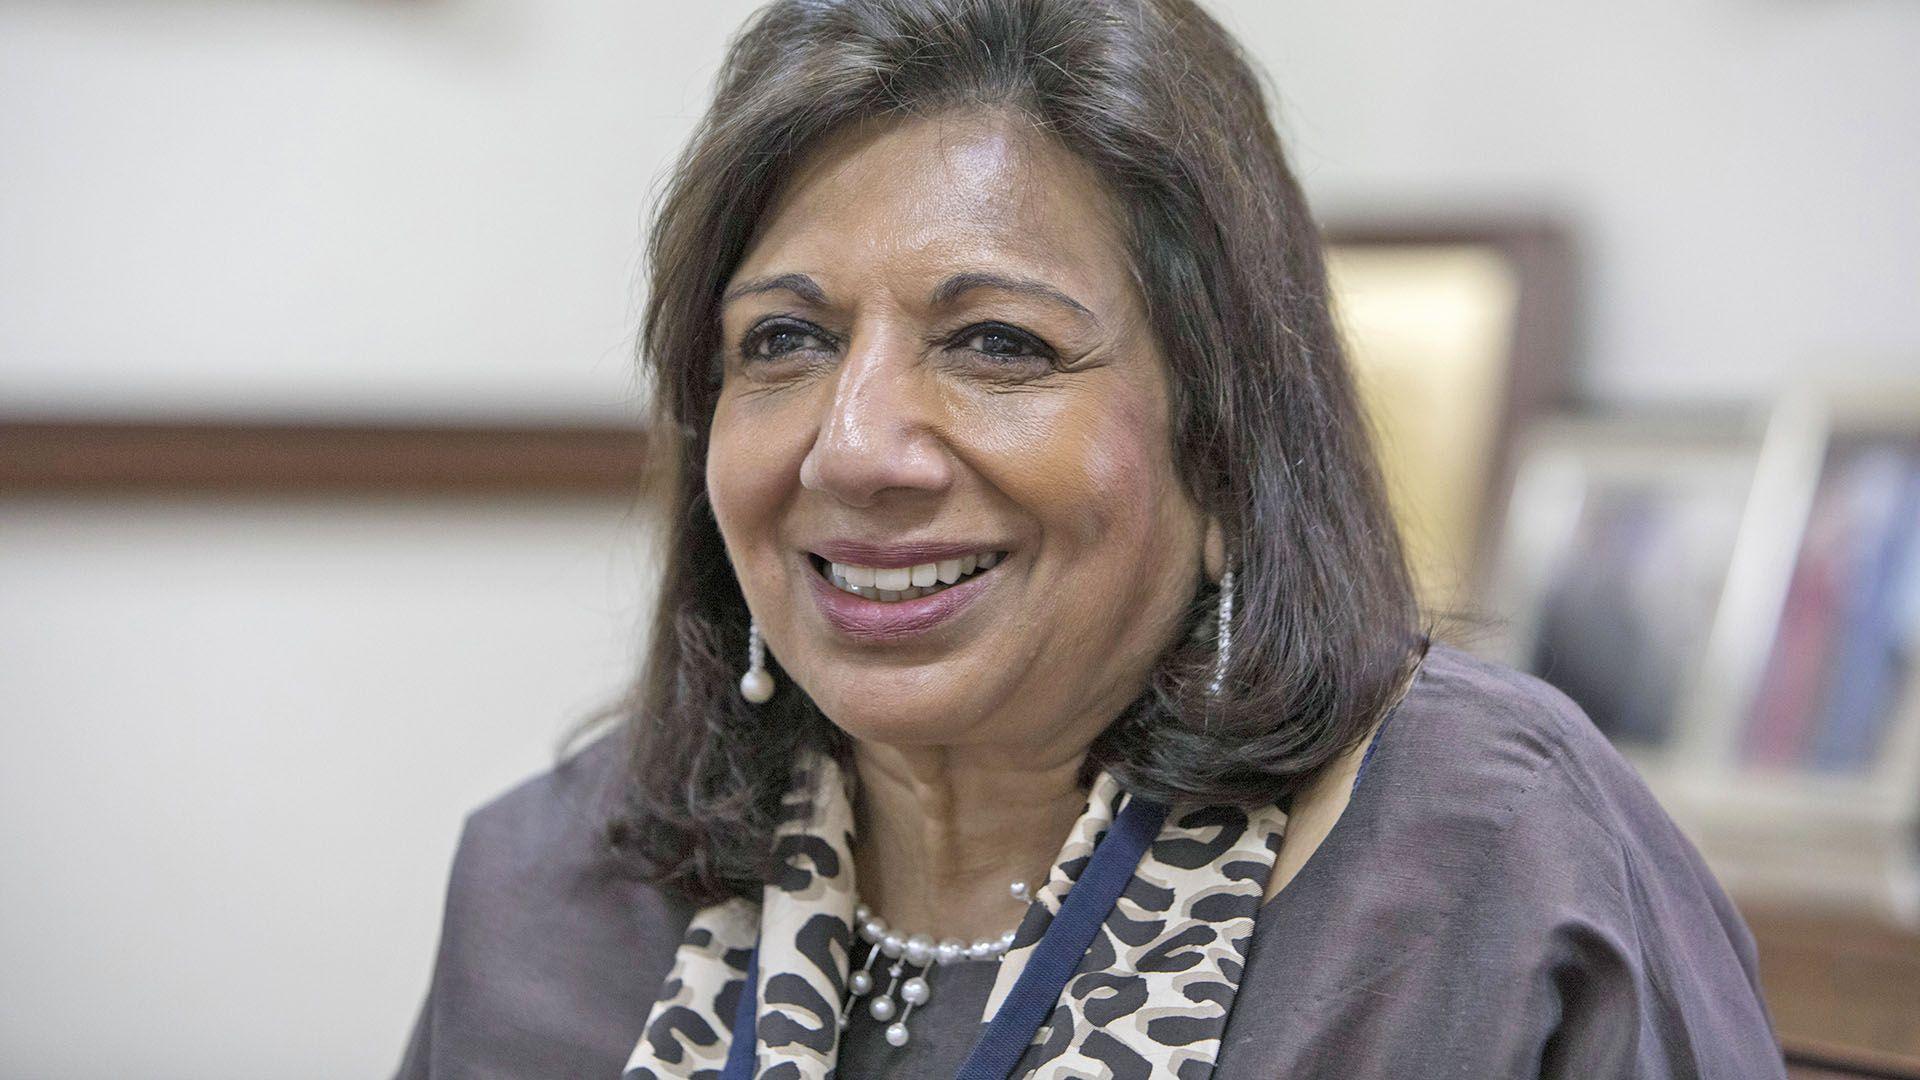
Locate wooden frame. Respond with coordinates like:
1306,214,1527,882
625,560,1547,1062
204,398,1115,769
1324,219,1574,503
1324,218,1576,609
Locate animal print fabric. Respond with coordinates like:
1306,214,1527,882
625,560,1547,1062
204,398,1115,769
624,753,1286,1080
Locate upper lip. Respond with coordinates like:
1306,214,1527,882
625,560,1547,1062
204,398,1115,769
808,539,1005,568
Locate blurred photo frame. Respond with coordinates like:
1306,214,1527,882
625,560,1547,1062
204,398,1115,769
1484,412,1770,767
1684,384,1920,920
1703,386,1920,794
1324,220,1573,617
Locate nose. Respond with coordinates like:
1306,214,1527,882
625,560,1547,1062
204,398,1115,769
798,331,952,507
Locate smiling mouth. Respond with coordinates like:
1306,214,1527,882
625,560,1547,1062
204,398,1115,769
808,551,1006,602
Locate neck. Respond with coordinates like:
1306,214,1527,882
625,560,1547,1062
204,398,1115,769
851,739,1089,943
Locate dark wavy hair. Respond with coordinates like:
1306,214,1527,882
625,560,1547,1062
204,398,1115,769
602,0,1430,905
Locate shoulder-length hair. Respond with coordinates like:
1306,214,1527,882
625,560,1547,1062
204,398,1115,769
604,0,1428,905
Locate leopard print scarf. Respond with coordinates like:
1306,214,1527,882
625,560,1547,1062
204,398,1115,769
623,752,1286,1079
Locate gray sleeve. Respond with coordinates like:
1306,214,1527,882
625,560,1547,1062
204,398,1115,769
393,976,434,1080
1220,647,1789,1078
386,736,689,1079
390,809,471,1080
1534,799,1785,1078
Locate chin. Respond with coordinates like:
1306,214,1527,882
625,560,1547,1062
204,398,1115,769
810,691,975,745
807,678,987,747
828,714,969,748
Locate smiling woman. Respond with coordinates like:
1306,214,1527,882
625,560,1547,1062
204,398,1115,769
710,112,1213,769
395,1,1787,1077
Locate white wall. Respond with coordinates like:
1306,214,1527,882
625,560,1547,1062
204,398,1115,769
0,0,761,420
1230,0,1920,401
0,496,658,1078
2,1,1916,1077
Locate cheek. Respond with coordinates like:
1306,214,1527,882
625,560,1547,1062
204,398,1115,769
977,381,1191,559
705,394,798,557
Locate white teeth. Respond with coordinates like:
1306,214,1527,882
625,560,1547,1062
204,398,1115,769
819,551,1005,602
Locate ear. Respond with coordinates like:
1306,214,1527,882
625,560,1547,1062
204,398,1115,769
1203,517,1227,583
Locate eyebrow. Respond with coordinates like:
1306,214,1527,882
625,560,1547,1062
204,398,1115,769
929,272,1096,321
721,270,1097,323
722,273,828,307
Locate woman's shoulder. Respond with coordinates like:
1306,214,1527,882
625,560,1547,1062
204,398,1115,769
1342,640,1764,985
443,726,688,955
399,730,686,1077
458,727,632,864
1375,640,1691,854
1227,643,1782,1077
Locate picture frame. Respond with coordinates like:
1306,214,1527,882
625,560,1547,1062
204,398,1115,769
1481,411,1770,767
1324,219,1573,617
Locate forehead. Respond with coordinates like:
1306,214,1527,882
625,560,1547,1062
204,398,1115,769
734,110,1134,293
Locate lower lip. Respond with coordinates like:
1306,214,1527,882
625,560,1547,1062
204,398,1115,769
805,561,997,642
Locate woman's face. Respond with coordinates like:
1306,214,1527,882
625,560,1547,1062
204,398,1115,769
708,111,1209,756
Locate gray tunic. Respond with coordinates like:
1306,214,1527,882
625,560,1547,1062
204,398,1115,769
394,643,1788,1078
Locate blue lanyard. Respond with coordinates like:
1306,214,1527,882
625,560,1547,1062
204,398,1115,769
720,946,761,1078
719,795,1169,1080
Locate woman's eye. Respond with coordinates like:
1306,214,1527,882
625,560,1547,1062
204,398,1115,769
740,319,833,362
954,323,1054,362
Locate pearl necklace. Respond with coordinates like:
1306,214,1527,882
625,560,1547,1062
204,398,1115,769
840,880,1035,1048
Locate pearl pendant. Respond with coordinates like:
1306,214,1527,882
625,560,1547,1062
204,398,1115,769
845,884,1032,1054
739,667,774,703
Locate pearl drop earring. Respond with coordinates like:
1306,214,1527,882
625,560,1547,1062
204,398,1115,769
1208,562,1235,697
740,619,774,704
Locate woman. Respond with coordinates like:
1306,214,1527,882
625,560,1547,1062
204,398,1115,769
398,0,1786,1076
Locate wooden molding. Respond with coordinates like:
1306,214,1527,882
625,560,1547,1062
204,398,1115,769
0,418,652,495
